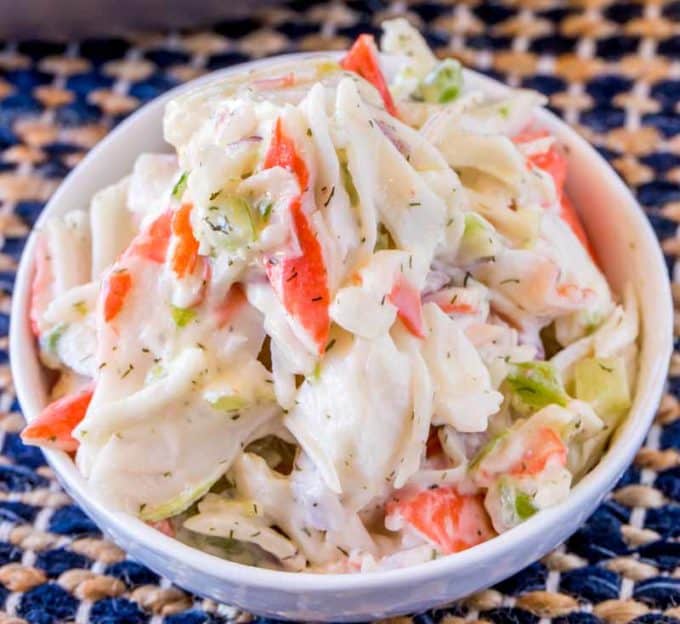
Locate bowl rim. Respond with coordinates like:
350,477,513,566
9,52,674,593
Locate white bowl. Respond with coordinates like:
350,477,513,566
10,54,673,621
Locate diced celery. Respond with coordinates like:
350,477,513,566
307,362,322,383
468,431,507,472
170,306,196,328
204,195,256,250
209,395,249,413
139,475,219,522
172,171,189,199
573,356,631,424
42,322,67,355
257,199,273,224
515,490,537,520
421,59,463,104
498,478,537,527
40,322,68,368
457,213,498,264
505,361,569,414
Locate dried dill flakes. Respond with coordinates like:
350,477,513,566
323,186,335,207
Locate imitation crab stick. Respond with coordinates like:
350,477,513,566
341,34,399,118
29,234,52,336
509,426,567,477
265,197,330,353
514,131,594,257
263,120,330,353
389,273,425,338
125,210,172,264
263,118,309,191
388,487,495,554
171,203,200,278
21,385,94,452
102,269,132,322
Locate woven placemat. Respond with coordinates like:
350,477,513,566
0,1,678,623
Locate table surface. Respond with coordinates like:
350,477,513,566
0,1,679,623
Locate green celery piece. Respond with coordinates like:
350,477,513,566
514,490,537,520
573,356,631,425
505,361,569,414
172,171,189,199
498,478,536,526
170,306,196,328
139,474,220,522
204,195,256,250
421,59,463,104
44,322,67,354
458,213,497,264
210,395,249,412
468,431,508,472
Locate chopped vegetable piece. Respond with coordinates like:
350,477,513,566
574,356,631,423
126,210,173,263
505,361,569,414
458,213,497,264
514,490,537,520
171,203,200,278
204,195,256,250
495,478,537,528
171,305,196,328
210,395,249,412
265,203,330,353
102,269,132,322
509,425,567,476
263,117,309,191
341,34,399,118
421,59,463,104
41,322,67,359
469,432,507,472
21,385,94,452
388,273,425,338
387,487,495,554
172,171,188,199
140,476,220,522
